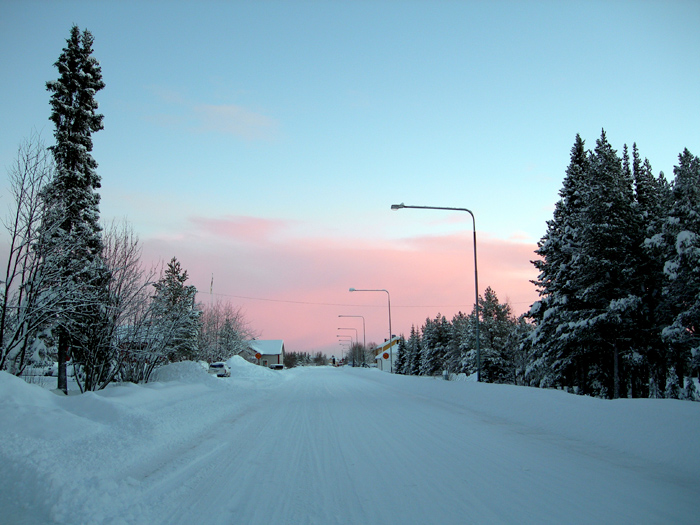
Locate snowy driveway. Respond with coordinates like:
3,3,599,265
1,363,699,524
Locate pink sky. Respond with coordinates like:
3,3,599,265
141,215,540,356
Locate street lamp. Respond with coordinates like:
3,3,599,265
337,327,358,346
338,315,366,348
337,337,352,364
338,342,349,362
349,287,393,371
391,202,481,382
338,327,359,367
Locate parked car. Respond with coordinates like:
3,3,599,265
208,362,230,377
269,364,284,370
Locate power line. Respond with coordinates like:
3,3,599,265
196,290,532,308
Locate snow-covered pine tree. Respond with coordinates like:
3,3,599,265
630,144,671,397
419,314,449,376
568,130,640,398
394,336,408,374
528,134,590,390
657,149,700,391
150,257,200,362
513,315,534,386
477,287,518,383
406,325,422,376
41,25,108,393
449,310,477,376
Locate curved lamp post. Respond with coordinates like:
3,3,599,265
349,287,393,372
337,327,358,346
338,315,366,348
390,203,481,382
338,327,360,366
337,336,352,365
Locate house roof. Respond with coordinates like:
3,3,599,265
373,336,401,355
248,339,285,356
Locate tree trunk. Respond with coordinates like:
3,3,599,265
613,344,620,399
57,329,68,394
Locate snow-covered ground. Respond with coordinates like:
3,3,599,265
1,357,699,524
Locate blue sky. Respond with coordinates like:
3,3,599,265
1,0,699,353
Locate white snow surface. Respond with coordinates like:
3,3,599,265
1,362,699,524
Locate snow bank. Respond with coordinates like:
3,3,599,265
149,360,216,383
379,372,700,477
226,355,278,380
0,364,281,524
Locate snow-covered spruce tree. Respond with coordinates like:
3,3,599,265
41,25,108,393
629,144,672,397
528,134,590,390
406,325,422,376
394,336,408,374
566,131,641,398
529,131,652,398
513,315,534,386
656,149,700,394
477,287,519,384
419,314,449,376
150,257,200,362
449,310,476,376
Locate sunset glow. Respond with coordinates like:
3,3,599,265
2,1,698,357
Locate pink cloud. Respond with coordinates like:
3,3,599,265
188,215,289,244
140,219,540,356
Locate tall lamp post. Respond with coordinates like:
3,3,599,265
338,315,366,348
349,288,393,371
337,336,352,365
390,203,481,382
338,342,350,362
338,327,359,366
337,327,358,346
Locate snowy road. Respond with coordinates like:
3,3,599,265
2,362,699,524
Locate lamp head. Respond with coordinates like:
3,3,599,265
349,287,356,292
391,203,405,210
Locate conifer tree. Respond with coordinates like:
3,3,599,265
630,144,671,396
658,149,700,388
449,311,476,376
406,325,422,376
419,314,449,376
565,131,640,398
530,132,653,397
394,337,408,374
529,134,590,390
478,287,518,383
151,257,200,362
41,25,107,393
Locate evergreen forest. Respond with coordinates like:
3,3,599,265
394,132,700,401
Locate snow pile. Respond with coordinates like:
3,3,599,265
0,365,275,524
226,355,278,380
149,360,216,383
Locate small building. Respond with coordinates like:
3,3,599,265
374,336,401,372
249,340,285,368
